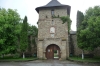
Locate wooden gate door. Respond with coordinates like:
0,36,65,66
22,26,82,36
46,44,60,59
46,45,54,59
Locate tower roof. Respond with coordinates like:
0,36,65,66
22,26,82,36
46,0,62,6
35,0,71,15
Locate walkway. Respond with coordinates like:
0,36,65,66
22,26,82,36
0,60,99,66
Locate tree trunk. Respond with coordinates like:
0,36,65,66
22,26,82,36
82,50,84,59
23,52,25,59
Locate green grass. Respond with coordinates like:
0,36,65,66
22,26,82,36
54,53,58,57
0,57,38,61
69,56,100,62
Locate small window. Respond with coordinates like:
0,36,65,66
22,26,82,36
51,9,54,16
52,20,54,25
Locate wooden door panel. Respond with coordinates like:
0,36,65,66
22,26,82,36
46,45,54,59
46,44,60,59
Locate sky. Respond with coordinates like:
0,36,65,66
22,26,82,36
0,0,100,31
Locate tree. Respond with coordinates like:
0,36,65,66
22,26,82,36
0,8,21,56
76,11,84,59
76,11,84,28
20,16,28,59
77,6,100,59
28,25,38,53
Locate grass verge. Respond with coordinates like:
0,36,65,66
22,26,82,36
68,56,100,63
0,57,38,62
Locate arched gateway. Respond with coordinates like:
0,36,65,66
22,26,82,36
46,44,61,59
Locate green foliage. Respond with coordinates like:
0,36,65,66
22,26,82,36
60,16,72,33
13,53,20,58
0,8,21,55
76,10,84,28
77,6,100,51
28,25,38,37
27,25,38,52
54,50,57,53
51,15,71,33
20,16,28,52
29,25,38,45
76,11,84,50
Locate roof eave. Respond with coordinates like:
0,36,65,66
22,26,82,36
35,5,71,15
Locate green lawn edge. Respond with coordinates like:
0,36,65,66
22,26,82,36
0,58,38,62
68,57,100,63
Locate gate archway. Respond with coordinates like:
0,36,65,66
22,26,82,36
45,44,61,59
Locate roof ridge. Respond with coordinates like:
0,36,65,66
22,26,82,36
46,0,62,6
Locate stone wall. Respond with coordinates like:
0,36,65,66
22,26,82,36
39,7,67,19
93,47,100,56
38,7,68,39
69,34,82,56
70,34,100,57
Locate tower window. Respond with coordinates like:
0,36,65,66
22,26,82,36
52,20,54,25
51,10,54,16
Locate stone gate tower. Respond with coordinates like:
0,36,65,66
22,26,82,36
35,0,71,60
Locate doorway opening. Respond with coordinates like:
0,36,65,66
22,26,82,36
45,44,61,59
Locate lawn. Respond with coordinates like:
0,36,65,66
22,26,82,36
0,56,38,61
68,56,100,62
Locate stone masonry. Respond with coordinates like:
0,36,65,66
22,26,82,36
37,7,69,60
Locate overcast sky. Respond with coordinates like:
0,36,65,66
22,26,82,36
0,0,100,31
